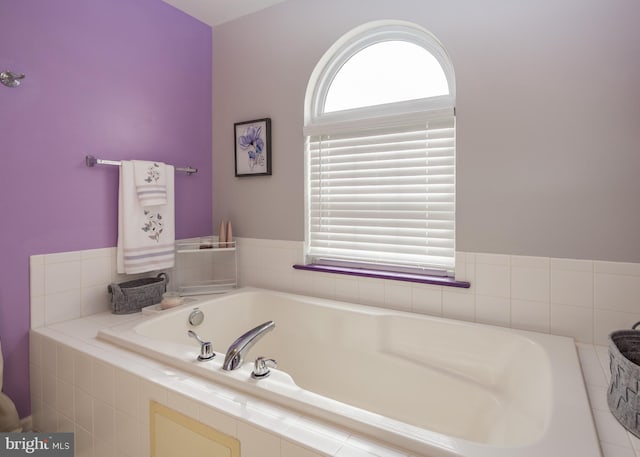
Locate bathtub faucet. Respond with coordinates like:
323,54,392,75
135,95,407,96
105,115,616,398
222,321,275,371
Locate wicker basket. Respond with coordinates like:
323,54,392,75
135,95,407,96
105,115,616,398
108,273,168,314
608,321,640,438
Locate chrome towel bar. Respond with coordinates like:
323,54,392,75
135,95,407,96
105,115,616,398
85,155,198,175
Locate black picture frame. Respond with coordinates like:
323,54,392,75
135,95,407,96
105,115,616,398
234,118,272,177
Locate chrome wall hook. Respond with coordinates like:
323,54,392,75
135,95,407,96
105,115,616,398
1,71,26,88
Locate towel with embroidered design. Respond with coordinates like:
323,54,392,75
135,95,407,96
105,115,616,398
117,160,175,274
132,160,167,207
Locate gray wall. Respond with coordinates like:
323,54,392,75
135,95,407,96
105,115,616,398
212,0,640,262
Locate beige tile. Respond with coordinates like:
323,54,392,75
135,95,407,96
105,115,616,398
550,303,593,343
115,410,139,457
42,369,57,410
29,332,43,368
595,273,640,313
442,290,475,321
74,352,93,395
93,437,115,457
57,414,74,433
56,378,75,420
358,277,385,307
311,273,336,300
30,255,46,298
30,296,45,329
45,260,82,294
40,403,57,433
138,379,168,429
81,285,112,317
45,289,82,325
411,285,442,316
57,345,75,384
92,399,115,443
42,339,57,377
384,283,412,312
30,364,43,403
237,422,281,457
74,387,93,433
511,265,549,303
475,263,510,298
167,391,200,419
334,277,359,303
551,268,593,308
475,295,510,327
114,369,139,419
31,397,44,432
594,309,640,346
74,425,93,457
511,299,549,333
81,256,112,288
198,405,238,438
92,359,115,407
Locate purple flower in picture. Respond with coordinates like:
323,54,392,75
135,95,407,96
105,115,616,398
239,126,264,153
238,125,265,170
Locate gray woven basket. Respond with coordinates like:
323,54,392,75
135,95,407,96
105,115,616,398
608,322,640,438
108,273,168,314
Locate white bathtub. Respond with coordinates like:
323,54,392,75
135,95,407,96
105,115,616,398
98,288,600,457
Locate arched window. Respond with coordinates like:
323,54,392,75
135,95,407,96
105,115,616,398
303,21,457,278
323,40,449,113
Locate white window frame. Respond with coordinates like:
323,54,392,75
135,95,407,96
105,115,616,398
303,20,458,279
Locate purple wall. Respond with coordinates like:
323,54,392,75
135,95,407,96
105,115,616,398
0,0,212,416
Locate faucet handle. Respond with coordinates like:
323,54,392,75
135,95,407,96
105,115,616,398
199,341,214,361
187,330,215,361
252,357,277,379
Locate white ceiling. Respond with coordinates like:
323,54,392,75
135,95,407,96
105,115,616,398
162,0,287,26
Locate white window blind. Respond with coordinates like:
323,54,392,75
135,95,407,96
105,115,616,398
306,113,455,275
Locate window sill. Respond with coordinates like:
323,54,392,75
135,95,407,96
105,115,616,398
292,264,470,289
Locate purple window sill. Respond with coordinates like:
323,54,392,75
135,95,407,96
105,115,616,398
292,264,471,288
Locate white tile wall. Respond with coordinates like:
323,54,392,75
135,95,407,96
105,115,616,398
233,238,640,345
29,246,189,329
31,239,640,344
29,239,640,457
30,248,113,328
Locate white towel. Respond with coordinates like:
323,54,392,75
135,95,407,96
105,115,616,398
117,161,175,274
132,160,167,207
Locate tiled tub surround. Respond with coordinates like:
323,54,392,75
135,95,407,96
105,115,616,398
30,315,359,457
236,238,640,346
29,243,222,329
29,239,640,456
30,238,640,345
30,319,640,457
96,288,600,456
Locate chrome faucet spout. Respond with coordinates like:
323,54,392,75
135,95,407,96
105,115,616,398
222,321,275,371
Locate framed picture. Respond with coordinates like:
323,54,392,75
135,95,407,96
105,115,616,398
234,118,272,176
